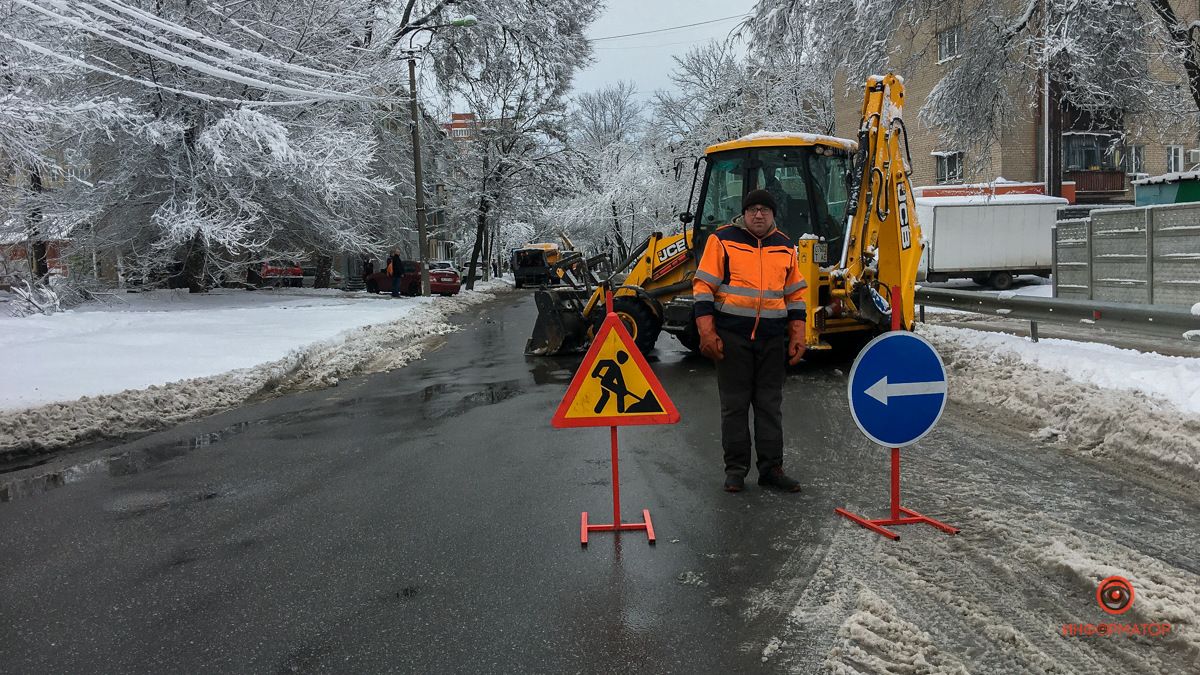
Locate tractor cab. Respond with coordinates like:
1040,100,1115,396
692,134,856,267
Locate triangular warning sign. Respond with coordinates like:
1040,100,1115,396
551,312,680,428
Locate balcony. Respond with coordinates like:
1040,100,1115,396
1064,169,1126,196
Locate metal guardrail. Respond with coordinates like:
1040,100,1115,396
915,286,1200,342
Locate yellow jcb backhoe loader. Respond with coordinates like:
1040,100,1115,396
526,74,924,356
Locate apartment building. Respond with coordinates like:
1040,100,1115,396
831,3,1200,203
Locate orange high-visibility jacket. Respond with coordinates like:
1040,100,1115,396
692,223,807,340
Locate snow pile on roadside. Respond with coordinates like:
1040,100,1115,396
0,288,502,455
965,509,1200,662
973,510,1200,638
918,324,1200,486
824,587,968,674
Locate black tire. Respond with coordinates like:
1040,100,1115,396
515,278,523,289
366,279,379,294
676,323,701,353
970,274,990,286
989,271,1013,291
611,297,662,354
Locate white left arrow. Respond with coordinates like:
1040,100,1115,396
864,376,947,405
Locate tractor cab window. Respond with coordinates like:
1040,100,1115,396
698,155,745,239
693,145,851,265
749,148,812,240
807,151,851,263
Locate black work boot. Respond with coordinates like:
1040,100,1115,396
758,467,801,492
724,474,745,493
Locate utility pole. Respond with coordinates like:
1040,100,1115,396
406,53,431,296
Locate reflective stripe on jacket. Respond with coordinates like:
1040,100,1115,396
692,223,807,340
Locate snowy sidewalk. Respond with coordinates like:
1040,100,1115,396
1,282,509,453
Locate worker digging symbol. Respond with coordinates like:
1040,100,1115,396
590,350,664,415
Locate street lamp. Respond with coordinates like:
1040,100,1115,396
403,15,477,296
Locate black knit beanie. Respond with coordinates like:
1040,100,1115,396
742,189,777,214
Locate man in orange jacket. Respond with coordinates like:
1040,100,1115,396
692,189,807,493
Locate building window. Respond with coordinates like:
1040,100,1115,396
937,26,961,62
452,128,470,138
1168,145,1185,173
934,151,963,183
1124,145,1144,174
1063,132,1122,171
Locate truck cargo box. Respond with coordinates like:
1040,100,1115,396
915,194,1068,289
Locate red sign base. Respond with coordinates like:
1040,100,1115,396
581,509,655,546
835,448,959,541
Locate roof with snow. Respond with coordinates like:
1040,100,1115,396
706,131,858,155
915,194,1069,207
1131,171,1200,186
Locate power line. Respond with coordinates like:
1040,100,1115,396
590,13,749,42
594,37,716,51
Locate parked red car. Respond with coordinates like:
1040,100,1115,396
364,260,461,296
260,261,303,287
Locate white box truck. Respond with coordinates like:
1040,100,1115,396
914,194,1068,290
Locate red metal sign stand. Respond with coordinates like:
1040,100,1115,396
580,289,655,546
834,285,959,541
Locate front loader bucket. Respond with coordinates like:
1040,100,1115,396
525,287,591,355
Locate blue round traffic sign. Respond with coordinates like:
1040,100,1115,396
847,331,948,448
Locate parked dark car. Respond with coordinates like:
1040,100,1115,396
364,260,461,296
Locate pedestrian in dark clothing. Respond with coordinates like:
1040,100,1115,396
388,249,404,297
692,189,808,493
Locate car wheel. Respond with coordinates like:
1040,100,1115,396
989,271,1014,291
612,296,662,354
366,280,379,294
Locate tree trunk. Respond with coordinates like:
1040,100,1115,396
466,155,490,290
611,201,628,261
176,230,207,293
29,170,48,279
314,253,333,289
467,194,490,291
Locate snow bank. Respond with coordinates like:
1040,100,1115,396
0,287,504,455
1192,301,1200,317
918,324,1200,485
0,287,439,410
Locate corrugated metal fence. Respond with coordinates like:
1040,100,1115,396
1054,203,1200,306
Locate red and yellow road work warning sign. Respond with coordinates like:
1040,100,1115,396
551,312,679,428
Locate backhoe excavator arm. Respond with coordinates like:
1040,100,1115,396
835,74,924,330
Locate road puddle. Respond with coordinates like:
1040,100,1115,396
0,419,259,504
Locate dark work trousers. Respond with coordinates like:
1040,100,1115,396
391,273,402,297
715,327,786,477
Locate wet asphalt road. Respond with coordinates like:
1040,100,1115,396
4,291,1194,672
0,292,888,673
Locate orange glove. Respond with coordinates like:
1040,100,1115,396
696,314,723,361
787,320,806,365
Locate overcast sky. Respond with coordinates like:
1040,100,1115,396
571,0,759,100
